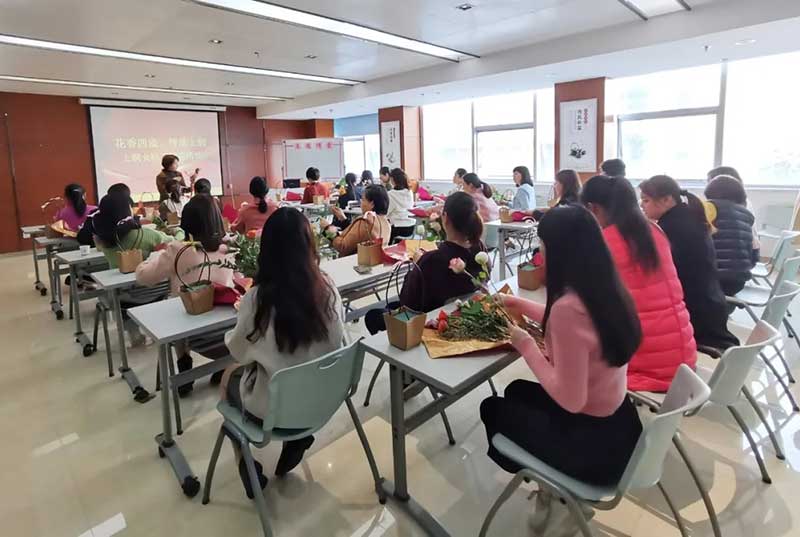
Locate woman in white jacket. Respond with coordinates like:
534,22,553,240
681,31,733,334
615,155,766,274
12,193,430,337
386,168,415,242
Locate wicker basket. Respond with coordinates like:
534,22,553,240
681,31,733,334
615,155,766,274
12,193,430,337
175,243,215,315
384,307,426,350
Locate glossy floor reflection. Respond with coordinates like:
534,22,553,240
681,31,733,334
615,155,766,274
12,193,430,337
2,251,800,536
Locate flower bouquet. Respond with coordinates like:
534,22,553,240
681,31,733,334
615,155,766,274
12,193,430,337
311,221,339,261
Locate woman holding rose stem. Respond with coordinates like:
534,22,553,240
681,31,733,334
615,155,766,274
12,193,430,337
480,204,643,534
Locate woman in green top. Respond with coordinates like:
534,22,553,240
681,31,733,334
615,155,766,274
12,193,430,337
93,192,179,345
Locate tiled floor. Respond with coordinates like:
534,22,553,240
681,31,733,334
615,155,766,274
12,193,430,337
3,250,800,537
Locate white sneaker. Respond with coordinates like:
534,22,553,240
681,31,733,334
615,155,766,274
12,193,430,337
529,493,594,537
528,491,553,536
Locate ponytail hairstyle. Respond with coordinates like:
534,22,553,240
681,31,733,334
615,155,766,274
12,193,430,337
640,175,709,231
344,172,358,196
462,172,493,199
389,168,409,190
555,169,581,203
249,176,269,213
93,192,139,248
64,183,87,217
537,204,641,367
443,191,483,243
180,194,225,252
165,179,181,203
581,175,660,272
705,175,747,206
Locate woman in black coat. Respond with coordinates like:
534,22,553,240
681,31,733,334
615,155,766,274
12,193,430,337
639,175,738,351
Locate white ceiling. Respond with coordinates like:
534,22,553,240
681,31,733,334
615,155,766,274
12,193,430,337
0,0,733,107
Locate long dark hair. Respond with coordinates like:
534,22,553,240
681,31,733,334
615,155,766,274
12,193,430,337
165,179,181,203
640,175,708,230
537,205,641,367
249,176,269,213
390,168,409,190
247,208,337,353
181,195,225,252
705,175,747,205
344,172,357,196
555,169,581,203
93,192,139,247
194,178,212,194
581,175,660,272
360,170,374,185
444,192,483,243
513,166,533,187
462,172,493,198
64,183,87,216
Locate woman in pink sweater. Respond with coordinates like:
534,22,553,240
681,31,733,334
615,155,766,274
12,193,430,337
136,194,235,396
233,176,279,234
462,172,500,222
582,175,696,392
481,205,643,488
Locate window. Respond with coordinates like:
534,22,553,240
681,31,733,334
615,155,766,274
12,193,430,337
536,88,555,181
476,129,534,180
343,134,381,177
474,91,534,126
422,99,473,181
364,134,380,175
607,64,721,115
724,51,800,186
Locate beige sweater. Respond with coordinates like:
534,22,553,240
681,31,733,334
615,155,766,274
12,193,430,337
224,281,345,420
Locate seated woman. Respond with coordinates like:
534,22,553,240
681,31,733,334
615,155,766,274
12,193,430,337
462,172,500,222
526,169,581,219
302,166,326,204
221,208,345,495
136,195,235,396
337,172,361,210
508,166,536,211
55,183,97,232
451,167,467,193
159,179,187,221
582,175,697,392
193,177,224,213
704,175,757,297
233,176,278,234
326,185,391,257
386,168,416,242
364,192,486,334
481,205,643,531
639,175,738,350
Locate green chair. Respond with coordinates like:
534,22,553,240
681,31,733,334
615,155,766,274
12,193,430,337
201,340,385,537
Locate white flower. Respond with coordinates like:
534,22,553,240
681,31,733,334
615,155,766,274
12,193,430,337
475,251,490,266
416,224,426,236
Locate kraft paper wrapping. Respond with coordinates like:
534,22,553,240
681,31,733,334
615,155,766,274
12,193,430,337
422,328,511,359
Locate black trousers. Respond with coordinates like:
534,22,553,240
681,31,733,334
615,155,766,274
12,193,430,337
480,379,642,486
390,225,415,244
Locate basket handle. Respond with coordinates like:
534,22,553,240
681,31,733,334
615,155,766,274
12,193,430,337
174,241,212,289
384,259,423,310
115,218,143,250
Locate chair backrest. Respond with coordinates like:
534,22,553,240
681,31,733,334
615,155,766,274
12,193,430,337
770,231,800,270
770,254,800,298
762,281,800,330
706,321,780,405
618,365,710,491
261,340,364,436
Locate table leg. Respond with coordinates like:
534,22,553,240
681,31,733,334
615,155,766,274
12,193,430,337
31,237,46,295
110,288,153,403
70,264,94,356
498,229,508,280
155,344,200,498
47,247,64,320
379,364,451,536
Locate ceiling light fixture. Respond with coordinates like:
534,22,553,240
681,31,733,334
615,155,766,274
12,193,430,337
144,73,156,78
304,54,317,59
187,0,477,62
0,74,289,100
0,33,359,85
616,0,691,21
208,38,224,44
455,3,474,11
735,38,756,46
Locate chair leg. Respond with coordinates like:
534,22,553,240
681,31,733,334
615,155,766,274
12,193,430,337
759,351,800,412
561,494,594,537
92,304,101,353
729,405,772,484
783,317,799,344
741,386,785,460
241,442,274,537
672,436,721,537
488,378,498,397
657,482,689,537
363,359,385,407
345,398,386,503
429,387,456,446
771,343,796,384
202,427,227,505
100,306,114,378
166,346,183,435
479,472,526,537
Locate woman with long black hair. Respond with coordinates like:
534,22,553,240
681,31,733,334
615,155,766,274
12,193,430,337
639,175,738,350
582,175,696,392
222,208,345,496
481,204,643,490
55,183,96,231
233,176,278,233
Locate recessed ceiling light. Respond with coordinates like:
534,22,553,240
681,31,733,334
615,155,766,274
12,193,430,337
616,0,689,21
208,38,223,44
736,38,757,46
0,74,289,100
304,54,318,60
0,33,360,85
455,3,474,11
144,73,156,78
187,0,477,62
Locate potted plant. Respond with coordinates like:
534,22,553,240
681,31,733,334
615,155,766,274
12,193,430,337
175,242,215,315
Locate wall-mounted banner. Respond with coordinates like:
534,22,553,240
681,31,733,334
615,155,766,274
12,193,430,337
380,120,401,168
559,98,597,173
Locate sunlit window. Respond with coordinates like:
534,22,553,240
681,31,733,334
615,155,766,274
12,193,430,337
474,91,534,126
422,99,473,181
607,64,721,115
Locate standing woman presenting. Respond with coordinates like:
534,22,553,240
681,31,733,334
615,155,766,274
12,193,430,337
156,154,199,201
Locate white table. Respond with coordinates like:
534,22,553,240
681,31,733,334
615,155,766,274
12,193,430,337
321,255,408,321
484,220,538,280
55,249,108,353
360,279,545,536
21,225,47,295
91,268,161,402
128,298,238,497
36,236,79,319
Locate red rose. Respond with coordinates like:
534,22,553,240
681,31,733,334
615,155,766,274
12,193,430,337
437,320,448,334
245,230,258,240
